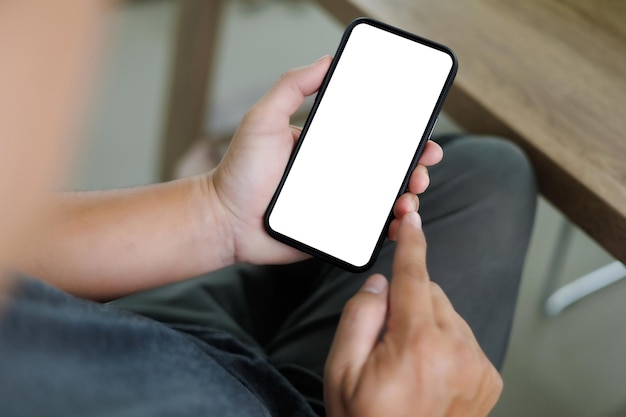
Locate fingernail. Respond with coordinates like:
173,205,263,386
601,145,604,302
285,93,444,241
361,274,388,294
406,210,422,229
315,55,331,63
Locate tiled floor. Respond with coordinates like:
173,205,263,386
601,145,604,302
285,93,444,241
81,1,625,415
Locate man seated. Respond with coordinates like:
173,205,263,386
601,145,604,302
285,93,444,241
0,2,535,417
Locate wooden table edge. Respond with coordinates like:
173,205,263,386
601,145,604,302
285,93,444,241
314,0,626,264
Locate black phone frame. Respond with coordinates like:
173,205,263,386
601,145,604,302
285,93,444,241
264,17,458,272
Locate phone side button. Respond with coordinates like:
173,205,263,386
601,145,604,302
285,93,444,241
427,117,438,139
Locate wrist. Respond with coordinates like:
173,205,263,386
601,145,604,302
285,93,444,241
189,172,236,270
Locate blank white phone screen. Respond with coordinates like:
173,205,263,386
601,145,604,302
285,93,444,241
268,22,453,268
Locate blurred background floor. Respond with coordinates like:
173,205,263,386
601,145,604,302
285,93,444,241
78,1,625,415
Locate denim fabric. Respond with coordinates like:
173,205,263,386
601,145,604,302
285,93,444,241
0,278,316,417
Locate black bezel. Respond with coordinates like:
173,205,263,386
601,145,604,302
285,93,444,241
264,17,458,272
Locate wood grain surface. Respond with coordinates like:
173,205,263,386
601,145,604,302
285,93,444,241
316,0,626,263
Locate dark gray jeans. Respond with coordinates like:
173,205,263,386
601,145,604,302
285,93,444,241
113,135,537,416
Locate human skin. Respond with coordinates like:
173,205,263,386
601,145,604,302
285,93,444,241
6,56,443,300
0,3,501,415
0,1,112,294
325,211,503,417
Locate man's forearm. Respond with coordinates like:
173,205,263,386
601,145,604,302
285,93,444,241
11,175,234,300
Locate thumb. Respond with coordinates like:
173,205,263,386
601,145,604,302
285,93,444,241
253,55,332,121
325,274,389,393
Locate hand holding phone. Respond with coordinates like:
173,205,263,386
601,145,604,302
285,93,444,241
265,18,457,270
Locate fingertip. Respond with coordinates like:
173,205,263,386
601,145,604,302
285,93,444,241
419,140,444,166
429,140,444,159
433,140,443,156
327,271,389,392
403,210,422,229
361,273,389,295
314,54,333,64
409,165,430,194
310,55,332,74
260,57,332,117
394,193,419,218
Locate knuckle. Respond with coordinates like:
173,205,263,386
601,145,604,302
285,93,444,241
494,372,504,394
279,68,297,81
453,339,476,365
397,261,426,279
411,326,435,346
451,340,483,380
405,326,501,401
489,362,504,394
408,327,441,358
428,281,443,295
243,106,265,124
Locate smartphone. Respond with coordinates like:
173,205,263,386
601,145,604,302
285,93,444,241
265,18,457,271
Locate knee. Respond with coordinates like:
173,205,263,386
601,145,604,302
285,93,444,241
446,136,536,207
